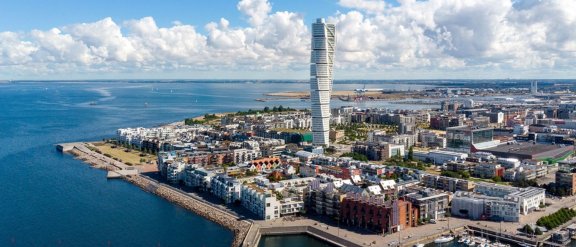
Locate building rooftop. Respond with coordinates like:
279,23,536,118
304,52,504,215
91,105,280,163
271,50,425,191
485,142,573,157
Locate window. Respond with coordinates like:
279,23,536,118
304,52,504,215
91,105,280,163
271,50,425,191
267,203,270,207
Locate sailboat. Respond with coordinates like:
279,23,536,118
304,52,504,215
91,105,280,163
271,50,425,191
434,235,454,244
434,211,455,244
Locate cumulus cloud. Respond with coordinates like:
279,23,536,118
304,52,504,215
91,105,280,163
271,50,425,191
333,0,576,77
1,0,576,79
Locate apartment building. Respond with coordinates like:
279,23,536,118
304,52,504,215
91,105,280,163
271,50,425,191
211,175,241,204
340,194,418,234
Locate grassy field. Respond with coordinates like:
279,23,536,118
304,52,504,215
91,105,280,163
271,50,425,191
425,167,441,175
468,177,511,186
91,142,156,166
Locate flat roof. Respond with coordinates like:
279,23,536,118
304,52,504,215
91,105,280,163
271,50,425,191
447,126,493,131
485,142,570,156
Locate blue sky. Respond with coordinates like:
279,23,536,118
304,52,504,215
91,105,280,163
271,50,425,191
0,0,343,32
0,0,575,80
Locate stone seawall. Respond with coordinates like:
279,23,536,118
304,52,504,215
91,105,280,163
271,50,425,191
60,142,251,247
126,175,251,247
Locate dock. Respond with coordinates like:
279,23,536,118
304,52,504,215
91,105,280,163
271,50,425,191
107,168,138,179
467,225,540,247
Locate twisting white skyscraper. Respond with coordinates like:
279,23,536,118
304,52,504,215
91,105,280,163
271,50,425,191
310,18,335,146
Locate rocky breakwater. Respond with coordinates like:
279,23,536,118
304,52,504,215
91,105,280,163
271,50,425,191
126,175,251,247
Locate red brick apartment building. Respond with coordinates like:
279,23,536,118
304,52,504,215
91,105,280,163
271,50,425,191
340,194,418,234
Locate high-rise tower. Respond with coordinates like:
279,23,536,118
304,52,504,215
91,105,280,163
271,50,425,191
310,18,335,146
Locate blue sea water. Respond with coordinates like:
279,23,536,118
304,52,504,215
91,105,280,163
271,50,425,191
0,81,434,247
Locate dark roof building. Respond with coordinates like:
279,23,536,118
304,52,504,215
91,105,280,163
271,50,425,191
484,142,574,162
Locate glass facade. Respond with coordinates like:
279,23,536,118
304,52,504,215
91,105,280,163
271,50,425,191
447,127,493,149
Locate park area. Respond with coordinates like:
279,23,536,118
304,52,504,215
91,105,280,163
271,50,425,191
90,142,158,172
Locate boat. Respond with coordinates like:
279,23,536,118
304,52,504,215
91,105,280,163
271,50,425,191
434,235,454,244
413,244,425,247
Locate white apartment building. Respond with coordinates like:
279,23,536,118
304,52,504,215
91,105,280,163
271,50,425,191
166,162,186,184
210,175,241,204
507,187,546,215
233,148,261,164
184,167,215,191
241,183,306,220
241,184,280,220
475,182,545,215
451,191,521,222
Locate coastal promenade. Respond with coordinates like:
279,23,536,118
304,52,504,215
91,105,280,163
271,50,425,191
59,142,252,247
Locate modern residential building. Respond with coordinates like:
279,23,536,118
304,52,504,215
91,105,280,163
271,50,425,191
340,194,418,234
422,174,475,192
556,171,576,195
352,142,405,161
310,18,335,146
184,167,215,191
210,175,241,204
166,162,186,184
305,180,346,218
451,191,521,222
241,183,280,220
404,188,449,222
474,182,545,215
474,163,504,178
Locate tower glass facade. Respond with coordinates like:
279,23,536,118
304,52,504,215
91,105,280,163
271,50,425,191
310,18,335,146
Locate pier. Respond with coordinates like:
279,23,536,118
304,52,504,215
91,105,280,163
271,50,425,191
466,225,539,247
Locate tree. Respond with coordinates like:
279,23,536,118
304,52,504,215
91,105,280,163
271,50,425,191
408,146,414,161
341,152,368,162
263,106,270,112
535,227,543,235
395,151,402,161
522,224,534,235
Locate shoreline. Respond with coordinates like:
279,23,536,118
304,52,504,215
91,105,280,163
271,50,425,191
265,90,418,101
58,142,250,247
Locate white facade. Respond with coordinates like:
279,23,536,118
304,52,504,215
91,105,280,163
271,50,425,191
166,162,186,184
210,175,241,204
241,184,280,220
508,187,546,215
184,167,215,191
310,18,335,146
414,150,468,165
233,148,261,164
475,182,545,215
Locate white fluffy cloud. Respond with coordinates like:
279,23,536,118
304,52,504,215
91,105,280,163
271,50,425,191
1,0,576,79
333,0,576,77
